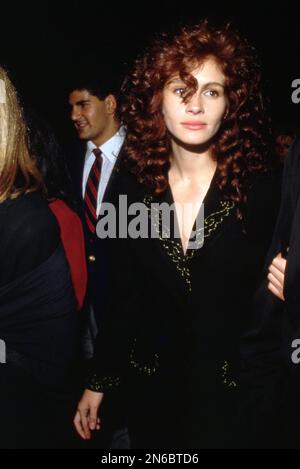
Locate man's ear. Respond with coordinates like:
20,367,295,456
105,94,117,114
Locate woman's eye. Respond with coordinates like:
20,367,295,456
204,89,219,97
174,88,186,96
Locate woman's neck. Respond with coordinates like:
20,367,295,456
169,142,217,183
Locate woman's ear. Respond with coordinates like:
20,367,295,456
105,94,117,115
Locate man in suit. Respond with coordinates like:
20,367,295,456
242,137,300,448
67,73,129,448
68,74,125,329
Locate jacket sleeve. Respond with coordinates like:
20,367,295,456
86,226,142,393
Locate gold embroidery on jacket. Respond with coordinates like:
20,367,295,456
88,374,121,392
222,361,238,389
143,195,235,292
129,338,159,376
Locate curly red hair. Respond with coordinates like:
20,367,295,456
120,20,272,207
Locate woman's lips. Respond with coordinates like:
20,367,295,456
181,122,207,130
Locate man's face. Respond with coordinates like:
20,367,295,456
69,89,112,144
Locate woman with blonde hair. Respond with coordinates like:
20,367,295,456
0,67,79,448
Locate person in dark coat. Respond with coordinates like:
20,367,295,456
242,137,300,448
74,21,281,449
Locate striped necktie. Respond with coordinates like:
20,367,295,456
84,148,103,233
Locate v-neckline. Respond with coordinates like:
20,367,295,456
142,169,236,292
166,168,218,257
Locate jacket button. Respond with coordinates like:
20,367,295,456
88,255,96,263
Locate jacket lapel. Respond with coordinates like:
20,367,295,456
141,175,235,295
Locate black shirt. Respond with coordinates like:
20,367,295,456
0,191,60,287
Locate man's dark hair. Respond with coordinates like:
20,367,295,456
68,67,123,101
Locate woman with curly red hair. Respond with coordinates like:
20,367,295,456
74,21,281,448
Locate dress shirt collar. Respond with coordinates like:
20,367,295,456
86,125,125,163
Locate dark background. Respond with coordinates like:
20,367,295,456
1,1,299,141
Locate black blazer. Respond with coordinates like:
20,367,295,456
87,166,281,448
66,140,124,325
67,140,124,211
241,138,300,447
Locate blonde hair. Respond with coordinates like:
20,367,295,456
0,66,43,202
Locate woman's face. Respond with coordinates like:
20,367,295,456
162,57,228,147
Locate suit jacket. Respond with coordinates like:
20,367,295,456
66,139,124,327
241,138,300,447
